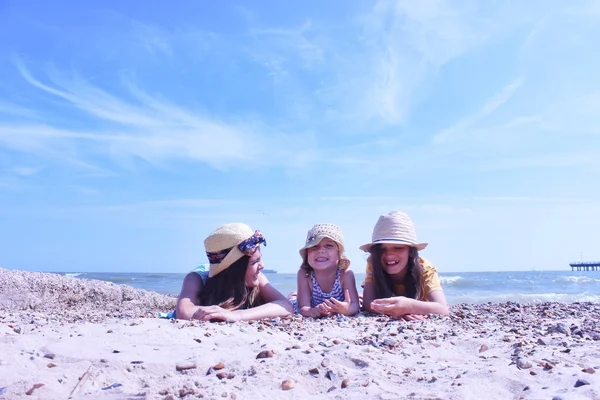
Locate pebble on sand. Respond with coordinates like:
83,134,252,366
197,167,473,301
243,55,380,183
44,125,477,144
281,379,295,390
574,379,590,388
175,363,197,371
256,350,274,359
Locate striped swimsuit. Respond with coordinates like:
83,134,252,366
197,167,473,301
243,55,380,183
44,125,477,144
310,267,345,307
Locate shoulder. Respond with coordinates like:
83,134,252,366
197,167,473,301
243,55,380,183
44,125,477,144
191,265,209,285
341,269,355,280
296,268,311,279
419,257,438,274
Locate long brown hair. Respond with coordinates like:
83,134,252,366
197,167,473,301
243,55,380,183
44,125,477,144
369,244,425,300
198,255,262,310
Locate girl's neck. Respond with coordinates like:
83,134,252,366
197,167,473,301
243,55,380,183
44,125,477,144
389,268,408,285
312,265,339,278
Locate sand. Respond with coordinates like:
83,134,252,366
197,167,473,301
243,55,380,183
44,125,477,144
1,267,599,400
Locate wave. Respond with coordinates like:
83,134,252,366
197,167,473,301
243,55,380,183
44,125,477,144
65,273,83,277
448,292,600,304
554,276,600,284
440,276,463,285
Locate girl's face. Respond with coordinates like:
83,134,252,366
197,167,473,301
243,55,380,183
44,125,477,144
379,243,410,275
307,238,340,271
245,248,264,287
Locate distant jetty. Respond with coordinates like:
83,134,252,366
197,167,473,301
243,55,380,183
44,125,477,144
569,261,600,271
263,269,277,274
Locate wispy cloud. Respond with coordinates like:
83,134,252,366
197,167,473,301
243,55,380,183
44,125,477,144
1,59,314,171
432,77,525,145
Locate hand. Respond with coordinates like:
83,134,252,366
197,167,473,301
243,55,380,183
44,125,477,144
370,296,415,318
319,289,352,316
305,305,330,318
192,306,240,322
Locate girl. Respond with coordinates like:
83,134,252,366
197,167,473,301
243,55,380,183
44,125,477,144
296,223,360,318
361,211,449,319
176,223,293,321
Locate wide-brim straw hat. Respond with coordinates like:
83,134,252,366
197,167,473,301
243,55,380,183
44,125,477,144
299,223,350,270
359,211,428,252
204,223,262,277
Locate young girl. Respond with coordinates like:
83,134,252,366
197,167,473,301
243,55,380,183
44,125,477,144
296,224,360,318
175,223,293,321
361,211,449,319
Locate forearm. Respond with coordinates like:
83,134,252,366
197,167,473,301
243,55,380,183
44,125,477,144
234,299,293,321
406,298,449,315
299,306,317,318
341,302,360,316
176,299,201,320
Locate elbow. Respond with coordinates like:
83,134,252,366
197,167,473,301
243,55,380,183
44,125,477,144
281,299,295,316
175,301,193,320
437,303,450,316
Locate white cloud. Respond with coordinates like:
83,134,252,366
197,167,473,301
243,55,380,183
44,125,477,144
432,77,525,145
1,60,314,171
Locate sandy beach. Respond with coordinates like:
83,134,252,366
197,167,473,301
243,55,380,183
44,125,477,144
1,268,599,400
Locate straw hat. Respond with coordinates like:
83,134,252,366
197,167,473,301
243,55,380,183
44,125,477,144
204,223,266,277
299,223,350,269
359,211,428,252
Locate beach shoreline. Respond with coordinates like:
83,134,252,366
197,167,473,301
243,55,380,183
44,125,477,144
1,268,599,399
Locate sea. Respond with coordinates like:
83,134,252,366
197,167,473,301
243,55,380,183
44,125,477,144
59,269,600,304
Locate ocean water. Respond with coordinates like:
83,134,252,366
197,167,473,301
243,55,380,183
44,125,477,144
61,270,600,305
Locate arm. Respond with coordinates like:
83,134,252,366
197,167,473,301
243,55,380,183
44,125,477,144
175,272,204,320
322,270,360,316
201,273,293,321
296,269,325,318
340,270,360,316
362,280,376,312
233,272,293,320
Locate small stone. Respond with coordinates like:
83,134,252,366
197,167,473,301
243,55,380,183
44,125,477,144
529,371,537,376
281,379,295,390
551,397,564,400
176,363,197,371
43,353,55,360
47,363,57,368
321,358,331,367
350,358,369,368
100,359,108,363
517,359,532,369
479,344,489,353
536,338,547,346
582,367,595,374
107,330,113,333
213,362,225,370
256,350,274,359
333,339,341,345
574,379,590,388
216,372,234,380
327,386,336,393
13,326,21,334
341,378,350,388
25,383,44,395
325,370,336,381
523,386,530,391
112,350,120,354
308,367,319,375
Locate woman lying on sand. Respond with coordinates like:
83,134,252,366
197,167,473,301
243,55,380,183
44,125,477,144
175,223,293,321
361,211,449,320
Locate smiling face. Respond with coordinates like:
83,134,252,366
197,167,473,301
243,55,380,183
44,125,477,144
379,243,410,276
244,248,264,287
307,238,340,271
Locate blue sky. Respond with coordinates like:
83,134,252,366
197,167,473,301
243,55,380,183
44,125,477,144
1,0,599,274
